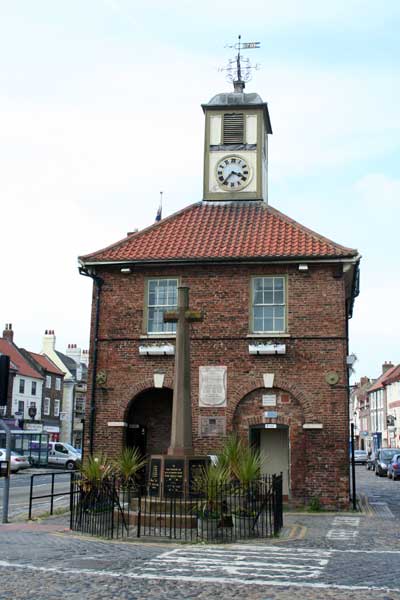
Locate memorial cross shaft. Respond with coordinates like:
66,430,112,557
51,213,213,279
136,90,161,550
164,286,203,456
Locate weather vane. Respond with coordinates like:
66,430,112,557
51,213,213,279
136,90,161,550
219,35,260,92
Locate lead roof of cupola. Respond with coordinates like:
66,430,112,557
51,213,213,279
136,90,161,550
202,91,272,133
205,92,264,106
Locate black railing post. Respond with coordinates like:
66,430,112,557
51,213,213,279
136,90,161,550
28,474,34,520
50,473,55,516
351,423,357,510
69,472,74,530
137,488,141,538
110,476,115,540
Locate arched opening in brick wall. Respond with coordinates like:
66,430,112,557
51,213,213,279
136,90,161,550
125,387,173,456
233,387,305,502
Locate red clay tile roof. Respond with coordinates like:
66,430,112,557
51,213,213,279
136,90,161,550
0,339,43,380
80,202,358,264
383,364,400,386
368,365,399,392
29,352,65,376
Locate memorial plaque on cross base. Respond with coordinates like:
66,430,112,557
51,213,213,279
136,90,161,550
148,458,161,497
164,458,185,498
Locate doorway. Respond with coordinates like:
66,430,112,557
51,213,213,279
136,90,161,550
252,425,290,498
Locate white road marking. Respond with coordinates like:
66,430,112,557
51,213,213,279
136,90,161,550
327,515,360,541
326,530,358,540
0,556,400,593
369,502,394,518
332,517,360,527
135,546,331,581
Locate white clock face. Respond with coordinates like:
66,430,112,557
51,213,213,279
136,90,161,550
215,155,252,191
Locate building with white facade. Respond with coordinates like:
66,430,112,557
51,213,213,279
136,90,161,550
42,330,75,443
368,362,397,450
41,331,87,446
386,365,400,447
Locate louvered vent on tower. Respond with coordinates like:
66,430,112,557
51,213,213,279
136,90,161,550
223,113,244,144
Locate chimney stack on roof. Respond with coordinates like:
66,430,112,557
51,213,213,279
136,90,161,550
81,349,89,367
66,343,82,366
382,361,394,374
359,376,370,387
2,323,14,343
42,329,56,354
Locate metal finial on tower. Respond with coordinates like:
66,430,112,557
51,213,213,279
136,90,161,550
219,34,260,92
155,191,163,222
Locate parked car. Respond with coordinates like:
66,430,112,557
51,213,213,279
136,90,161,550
353,450,368,465
375,448,400,477
366,451,376,471
48,442,81,470
0,448,31,473
387,454,400,480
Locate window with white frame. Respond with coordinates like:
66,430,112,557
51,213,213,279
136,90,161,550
19,379,25,394
54,399,60,417
44,398,50,416
147,278,178,334
55,377,61,391
46,375,51,388
31,381,37,396
252,276,286,333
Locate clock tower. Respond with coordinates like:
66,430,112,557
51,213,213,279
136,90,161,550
202,39,272,202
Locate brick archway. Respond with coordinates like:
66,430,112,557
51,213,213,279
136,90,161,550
125,387,173,456
233,386,306,505
232,386,304,430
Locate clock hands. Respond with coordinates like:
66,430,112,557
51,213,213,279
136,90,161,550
217,157,250,189
223,170,244,185
222,172,233,185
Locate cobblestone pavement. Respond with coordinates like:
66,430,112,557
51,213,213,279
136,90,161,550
1,466,400,599
357,461,400,518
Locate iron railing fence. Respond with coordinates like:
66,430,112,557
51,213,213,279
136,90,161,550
70,473,283,542
28,471,75,519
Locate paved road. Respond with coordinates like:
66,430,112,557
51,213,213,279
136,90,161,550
0,465,399,599
0,469,72,519
1,513,400,599
356,462,400,518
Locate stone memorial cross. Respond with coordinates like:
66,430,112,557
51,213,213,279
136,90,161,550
164,286,203,456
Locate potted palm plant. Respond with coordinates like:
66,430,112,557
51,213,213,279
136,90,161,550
112,447,147,486
230,445,262,536
193,462,229,540
77,452,114,517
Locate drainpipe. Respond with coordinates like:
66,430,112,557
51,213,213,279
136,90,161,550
79,266,104,456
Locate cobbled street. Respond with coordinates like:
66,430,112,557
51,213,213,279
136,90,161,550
1,466,400,599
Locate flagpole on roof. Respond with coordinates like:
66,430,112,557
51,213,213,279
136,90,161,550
155,191,163,222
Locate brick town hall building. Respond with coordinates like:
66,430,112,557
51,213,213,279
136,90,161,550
79,75,360,508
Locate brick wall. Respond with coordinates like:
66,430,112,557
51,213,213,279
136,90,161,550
85,261,349,508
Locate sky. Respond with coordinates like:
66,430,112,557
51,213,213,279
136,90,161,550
0,0,399,382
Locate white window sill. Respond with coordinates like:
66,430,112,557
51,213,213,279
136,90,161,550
140,334,176,339
247,333,290,338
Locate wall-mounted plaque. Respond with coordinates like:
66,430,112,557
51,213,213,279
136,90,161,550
199,416,226,437
199,366,227,407
164,459,184,498
264,411,278,419
262,394,276,407
148,458,161,497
